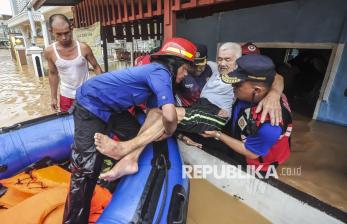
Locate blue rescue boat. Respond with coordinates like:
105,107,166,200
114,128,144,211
0,113,189,224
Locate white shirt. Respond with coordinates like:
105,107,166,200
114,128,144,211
53,41,89,99
201,61,234,118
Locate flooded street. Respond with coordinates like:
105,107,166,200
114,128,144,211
0,49,51,127
0,48,345,221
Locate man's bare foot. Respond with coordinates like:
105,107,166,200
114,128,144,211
94,133,126,160
99,156,139,181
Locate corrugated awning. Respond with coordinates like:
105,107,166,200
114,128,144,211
31,0,81,10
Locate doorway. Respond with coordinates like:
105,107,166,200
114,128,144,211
260,47,332,118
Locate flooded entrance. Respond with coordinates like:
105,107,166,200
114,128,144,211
279,113,347,212
262,47,331,117
0,49,270,223
260,47,347,212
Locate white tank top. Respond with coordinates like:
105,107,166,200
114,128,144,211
53,41,89,99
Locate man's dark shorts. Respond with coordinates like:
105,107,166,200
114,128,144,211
177,97,228,134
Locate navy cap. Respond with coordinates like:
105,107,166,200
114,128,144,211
194,43,208,65
221,54,275,85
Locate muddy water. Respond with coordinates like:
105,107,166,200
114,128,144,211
0,49,270,222
280,113,347,212
0,49,51,127
187,179,270,224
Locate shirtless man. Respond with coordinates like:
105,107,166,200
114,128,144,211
44,14,102,112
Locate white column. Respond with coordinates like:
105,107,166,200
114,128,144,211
20,26,30,49
40,15,49,47
27,7,37,46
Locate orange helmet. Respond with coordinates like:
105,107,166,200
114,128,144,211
151,37,197,62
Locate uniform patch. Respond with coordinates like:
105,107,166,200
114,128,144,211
248,45,256,51
162,96,166,100
238,115,247,131
185,84,194,88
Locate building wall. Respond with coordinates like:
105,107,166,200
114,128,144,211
317,34,347,125
177,0,347,59
176,0,347,125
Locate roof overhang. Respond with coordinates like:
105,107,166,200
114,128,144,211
31,0,81,10
39,6,73,19
6,10,41,28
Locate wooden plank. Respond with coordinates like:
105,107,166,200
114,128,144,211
163,0,170,25
154,0,162,16
74,5,81,27
81,0,87,27
87,0,92,25
163,0,175,40
100,0,106,26
198,0,216,5
98,0,103,25
144,0,152,17
71,6,76,27
95,0,100,24
122,0,128,22
106,0,111,25
84,0,92,26
172,0,180,10
181,0,198,9
90,0,96,24
136,0,144,19
117,0,122,23
110,0,116,24
129,0,135,20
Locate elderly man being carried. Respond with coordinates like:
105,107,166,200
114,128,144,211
94,42,285,181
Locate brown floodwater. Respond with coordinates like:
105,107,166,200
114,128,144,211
0,49,51,127
187,179,270,224
280,113,347,212
0,49,270,223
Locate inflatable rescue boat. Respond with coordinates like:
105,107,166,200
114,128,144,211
0,113,189,224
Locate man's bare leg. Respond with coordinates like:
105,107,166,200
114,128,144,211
98,108,186,181
94,108,174,160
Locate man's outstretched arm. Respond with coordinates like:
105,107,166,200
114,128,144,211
202,131,258,159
